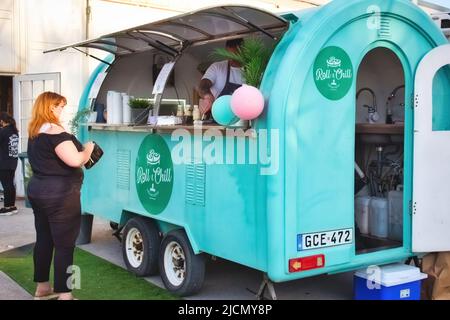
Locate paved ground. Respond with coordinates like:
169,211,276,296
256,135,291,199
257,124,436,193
0,271,32,300
0,200,36,253
79,218,354,300
0,200,354,300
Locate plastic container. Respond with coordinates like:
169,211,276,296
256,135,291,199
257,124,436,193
388,190,403,242
122,94,131,124
18,152,32,208
369,197,388,238
355,196,371,234
354,263,427,300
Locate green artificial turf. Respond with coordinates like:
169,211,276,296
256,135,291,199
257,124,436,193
0,246,179,300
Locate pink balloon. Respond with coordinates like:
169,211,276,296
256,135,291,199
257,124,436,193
231,85,265,120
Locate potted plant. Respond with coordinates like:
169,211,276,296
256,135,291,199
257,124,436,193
211,38,274,125
129,98,153,124
212,37,274,87
69,108,93,136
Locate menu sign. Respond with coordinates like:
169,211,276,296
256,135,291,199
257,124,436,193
152,61,175,95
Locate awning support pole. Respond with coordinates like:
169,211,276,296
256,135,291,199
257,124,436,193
73,47,112,66
220,7,278,40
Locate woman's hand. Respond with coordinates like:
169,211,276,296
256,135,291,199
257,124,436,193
83,142,95,155
55,141,95,168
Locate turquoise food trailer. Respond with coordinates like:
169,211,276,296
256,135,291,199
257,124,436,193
45,0,450,297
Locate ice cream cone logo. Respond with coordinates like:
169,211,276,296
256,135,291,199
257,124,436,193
327,56,341,68
146,149,160,165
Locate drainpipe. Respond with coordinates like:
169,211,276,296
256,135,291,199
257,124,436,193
81,0,91,107
86,0,91,41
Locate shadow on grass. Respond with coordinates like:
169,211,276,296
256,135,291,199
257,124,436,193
0,244,179,300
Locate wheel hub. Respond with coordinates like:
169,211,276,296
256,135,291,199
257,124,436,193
126,228,144,268
164,241,186,286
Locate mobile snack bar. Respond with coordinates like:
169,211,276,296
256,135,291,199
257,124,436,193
44,0,450,297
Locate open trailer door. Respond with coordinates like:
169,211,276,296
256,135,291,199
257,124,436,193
13,72,61,197
413,44,450,252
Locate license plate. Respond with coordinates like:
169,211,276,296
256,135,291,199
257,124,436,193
297,228,353,251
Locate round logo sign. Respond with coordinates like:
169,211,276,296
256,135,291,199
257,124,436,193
313,46,353,101
135,134,173,215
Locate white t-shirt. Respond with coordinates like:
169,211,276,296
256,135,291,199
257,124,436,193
202,60,243,98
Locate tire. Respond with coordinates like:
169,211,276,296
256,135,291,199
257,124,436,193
122,217,160,276
159,229,205,296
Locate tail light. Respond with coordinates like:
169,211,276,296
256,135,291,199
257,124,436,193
289,254,325,272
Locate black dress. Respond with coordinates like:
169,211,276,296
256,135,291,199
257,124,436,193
27,132,85,293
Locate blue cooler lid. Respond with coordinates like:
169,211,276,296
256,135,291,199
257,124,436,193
355,263,427,287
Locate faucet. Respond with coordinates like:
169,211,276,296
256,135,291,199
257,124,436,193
356,88,379,123
385,85,405,124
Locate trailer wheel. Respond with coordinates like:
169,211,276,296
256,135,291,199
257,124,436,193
159,229,205,296
122,217,160,276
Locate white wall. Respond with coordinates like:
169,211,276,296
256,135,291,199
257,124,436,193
96,0,321,16
9,0,86,197
95,49,203,107
356,48,405,124
0,0,20,74
89,0,176,38
85,0,179,77
14,0,87,126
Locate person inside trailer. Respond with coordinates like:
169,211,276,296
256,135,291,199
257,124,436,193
198,38,245,120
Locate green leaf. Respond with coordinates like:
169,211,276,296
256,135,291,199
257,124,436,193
129,98,152,109
211,37,275,87
69,108,92,136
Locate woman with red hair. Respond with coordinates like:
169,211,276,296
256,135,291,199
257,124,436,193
28,92,94,300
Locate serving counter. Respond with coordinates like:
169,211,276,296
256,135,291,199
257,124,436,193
86,123,256,137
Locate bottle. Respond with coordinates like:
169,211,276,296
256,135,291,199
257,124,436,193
184,104,192,117
386,109,393,124
176,105,184,117
369,197,388,238
193,105,200,121
355,196,371,235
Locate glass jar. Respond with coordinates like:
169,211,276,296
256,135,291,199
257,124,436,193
176,105,184,117
184,104,192,117
193,105,200,121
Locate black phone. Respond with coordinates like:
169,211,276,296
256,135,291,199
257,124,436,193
84,142,104,169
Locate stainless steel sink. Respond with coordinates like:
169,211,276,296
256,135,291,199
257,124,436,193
356,123,404,145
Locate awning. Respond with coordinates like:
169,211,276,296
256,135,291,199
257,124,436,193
44,5,288,58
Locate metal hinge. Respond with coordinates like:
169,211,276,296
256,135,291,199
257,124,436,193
411,201,417,215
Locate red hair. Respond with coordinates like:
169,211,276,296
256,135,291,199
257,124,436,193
28,92,66,139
